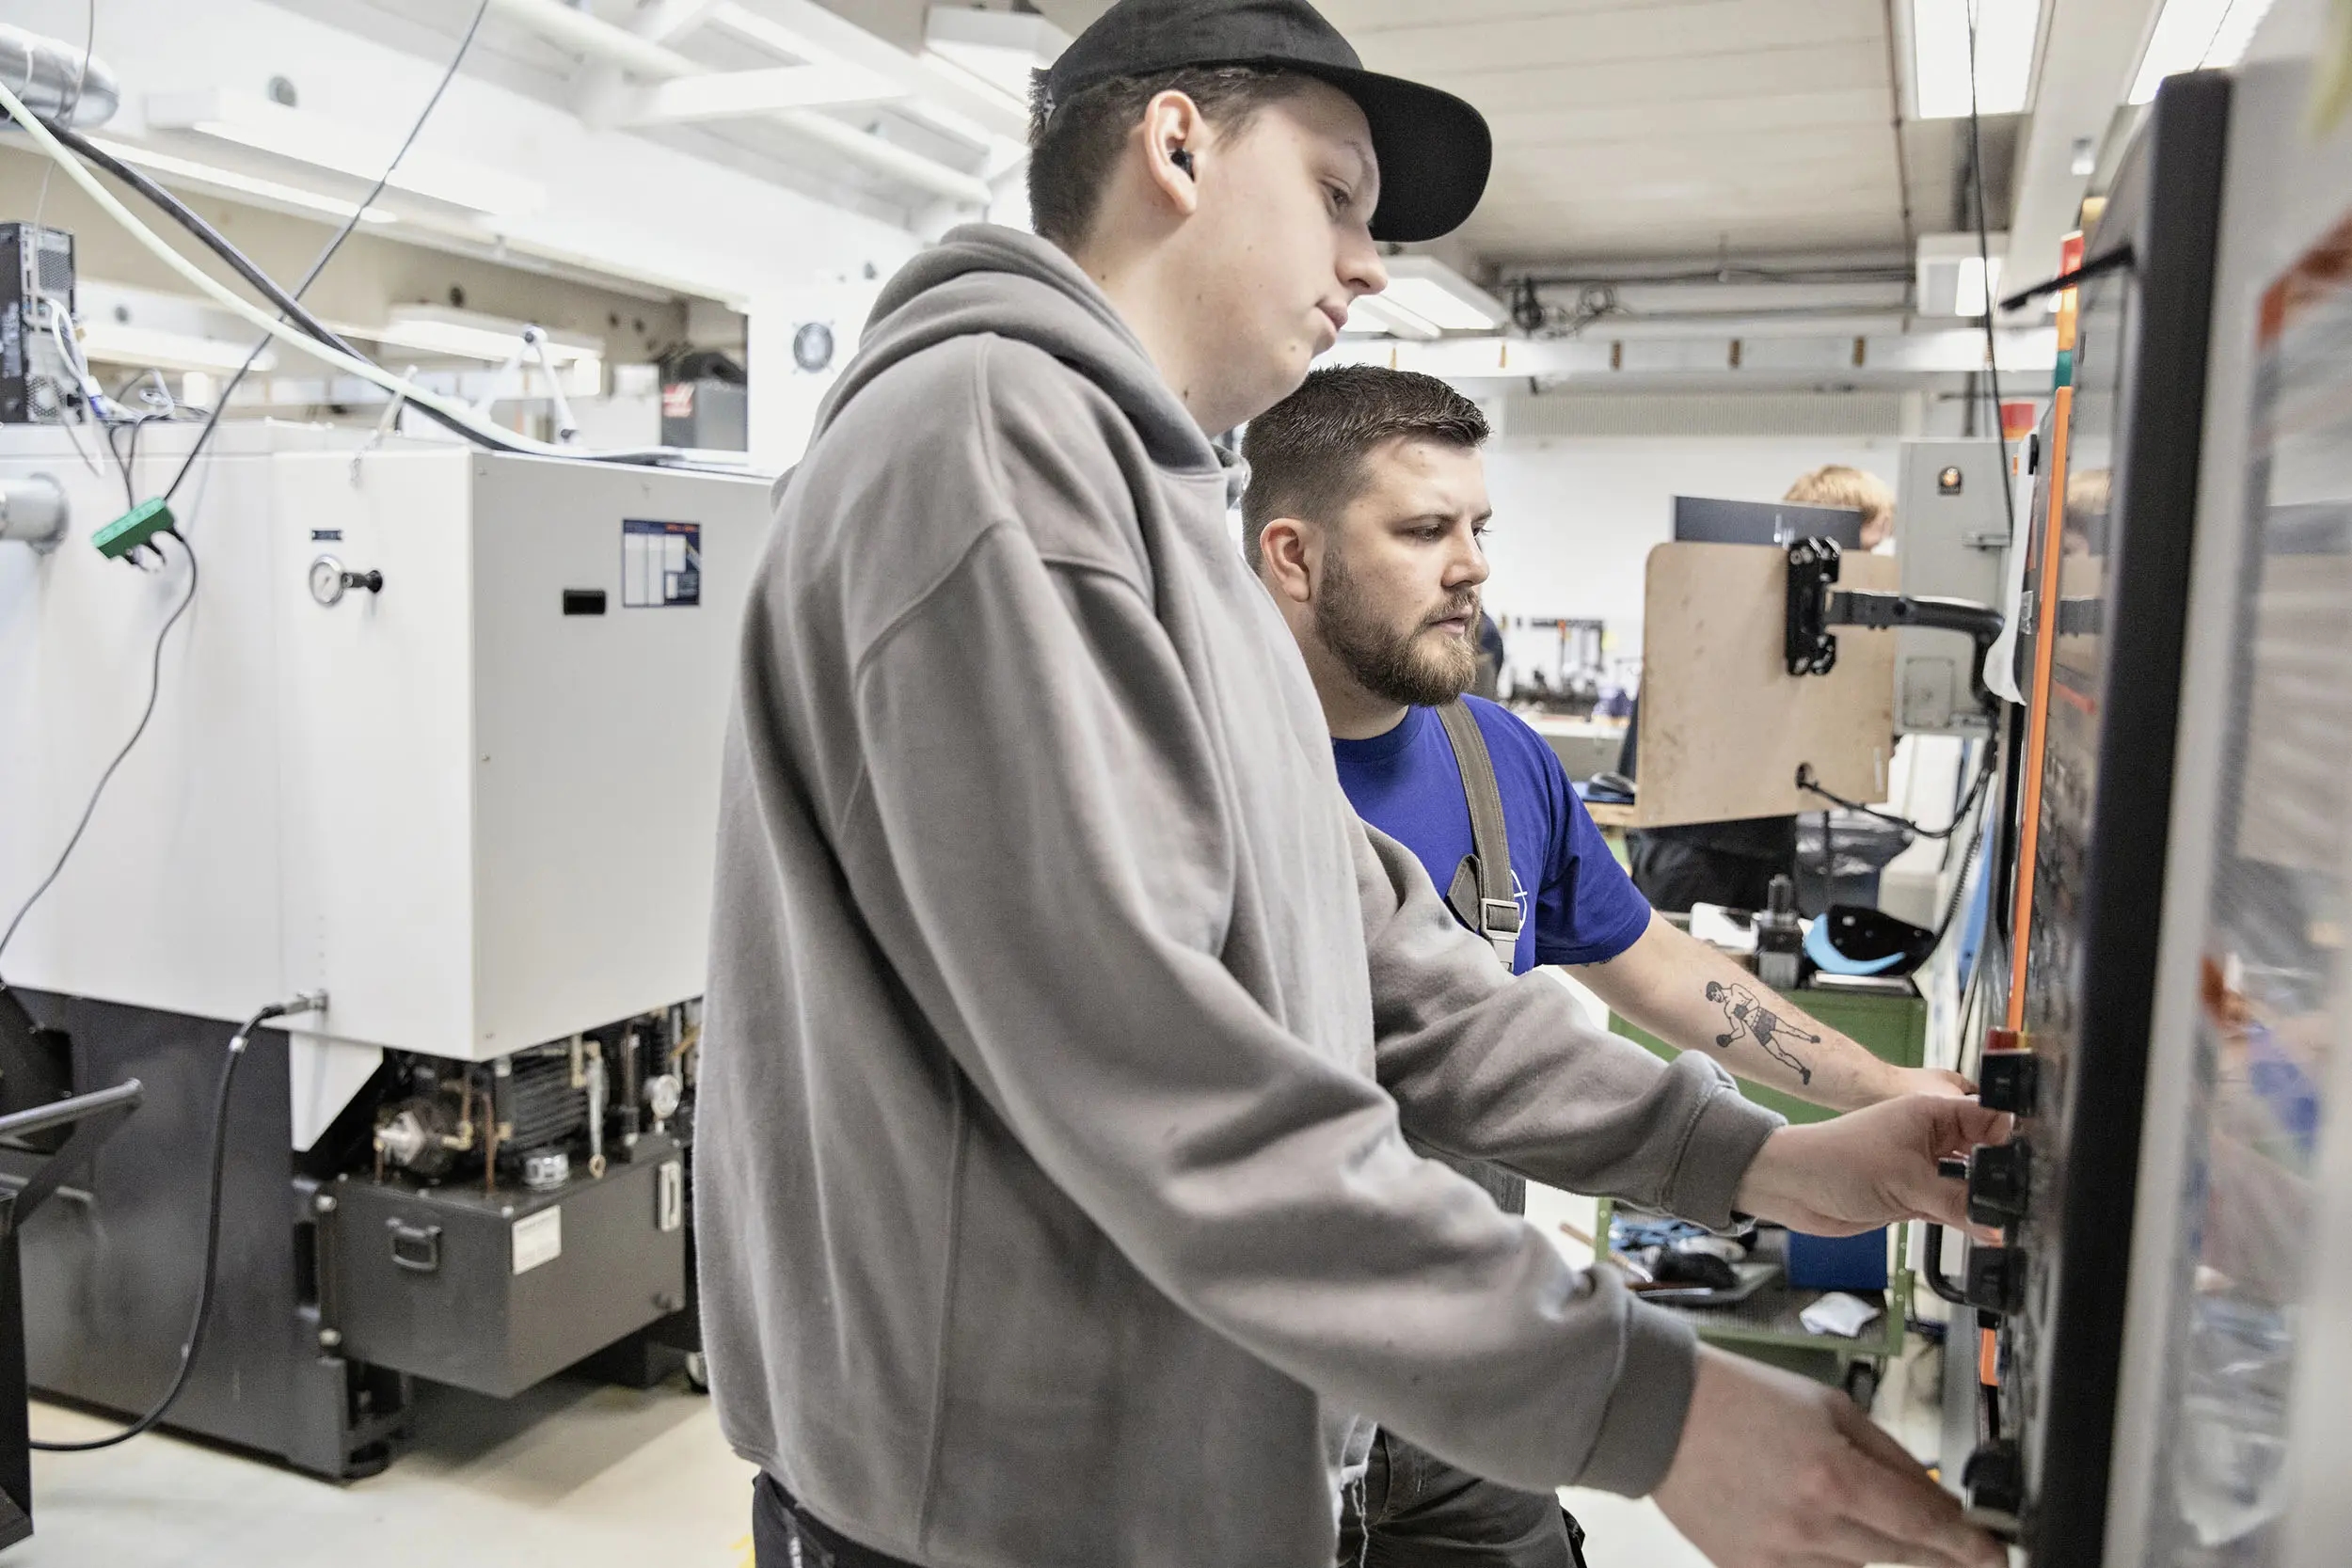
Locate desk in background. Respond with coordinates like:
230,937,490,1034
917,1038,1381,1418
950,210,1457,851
1520,713,1628,786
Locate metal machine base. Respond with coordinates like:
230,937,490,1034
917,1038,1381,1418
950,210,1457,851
4,991,698,1479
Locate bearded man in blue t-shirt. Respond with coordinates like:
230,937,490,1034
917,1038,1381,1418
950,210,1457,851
1245,366,1970,1568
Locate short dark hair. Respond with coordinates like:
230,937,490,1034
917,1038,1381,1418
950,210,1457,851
1240,366,1489,569
1025,65,1306,249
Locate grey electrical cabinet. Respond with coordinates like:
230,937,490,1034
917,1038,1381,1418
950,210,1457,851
1896,438,2013,735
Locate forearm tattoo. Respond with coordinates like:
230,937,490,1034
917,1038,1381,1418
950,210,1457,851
1702,980,1820,1085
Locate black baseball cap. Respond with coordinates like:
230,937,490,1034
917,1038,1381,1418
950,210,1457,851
1041,0,1493,244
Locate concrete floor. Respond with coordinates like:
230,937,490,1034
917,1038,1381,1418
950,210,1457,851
19,1188,1946,1567
24,1375,758,1568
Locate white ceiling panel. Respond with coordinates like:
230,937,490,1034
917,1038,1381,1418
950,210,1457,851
1321,0,1909,267
1339,0,1885,75
1023,0,1922,269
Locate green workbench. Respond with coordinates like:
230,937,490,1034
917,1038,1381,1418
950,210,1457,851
1599,983,1925,1409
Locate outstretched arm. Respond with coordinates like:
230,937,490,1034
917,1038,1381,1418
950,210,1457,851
1574,912,1973,1109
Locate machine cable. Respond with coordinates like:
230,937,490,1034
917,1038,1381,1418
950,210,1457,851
1795,738,1996,842
0,529,197,967
0,20,723,476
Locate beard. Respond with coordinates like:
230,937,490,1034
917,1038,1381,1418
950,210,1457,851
1314,547,1482,709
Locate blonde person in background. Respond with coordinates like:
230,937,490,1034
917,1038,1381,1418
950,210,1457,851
1785,463,1897,553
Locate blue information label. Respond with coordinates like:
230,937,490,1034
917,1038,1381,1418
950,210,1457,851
622,518,700,608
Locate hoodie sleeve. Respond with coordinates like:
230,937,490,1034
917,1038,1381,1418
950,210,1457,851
1359,823,1783,1227
826,350,1775,1497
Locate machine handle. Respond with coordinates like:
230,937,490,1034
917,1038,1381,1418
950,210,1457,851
1923,1156,1973,1307
388,1219,441,1274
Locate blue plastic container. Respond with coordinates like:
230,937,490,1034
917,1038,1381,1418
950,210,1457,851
1786,1227,1889,1291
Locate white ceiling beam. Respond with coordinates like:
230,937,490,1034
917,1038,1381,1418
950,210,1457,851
487,0,685,77
570,0,727,126
483,0,993,206
624,64,905,124
2003,0,2166,305
708,0,1029,143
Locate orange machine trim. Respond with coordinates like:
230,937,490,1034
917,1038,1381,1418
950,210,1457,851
2006,231,2088,1030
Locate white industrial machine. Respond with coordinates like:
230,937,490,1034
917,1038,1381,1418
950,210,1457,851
0,421,772,1474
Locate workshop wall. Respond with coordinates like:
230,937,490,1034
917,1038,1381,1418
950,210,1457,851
1478,433,1906,667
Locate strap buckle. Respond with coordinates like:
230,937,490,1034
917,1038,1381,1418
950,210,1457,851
1480,896,1523,966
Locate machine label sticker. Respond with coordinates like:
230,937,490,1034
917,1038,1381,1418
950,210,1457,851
512,1206,563,1275
622,518,700,609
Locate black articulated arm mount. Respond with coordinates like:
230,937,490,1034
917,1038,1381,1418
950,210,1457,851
1784,537,2006,713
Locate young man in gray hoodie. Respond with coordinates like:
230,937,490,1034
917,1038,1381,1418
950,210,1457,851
694,4,2009,1567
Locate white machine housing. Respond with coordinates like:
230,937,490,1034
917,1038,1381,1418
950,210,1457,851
1895,437,2013,736
1,426,771,1108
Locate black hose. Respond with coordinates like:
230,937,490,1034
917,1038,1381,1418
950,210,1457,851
1797,739,1997,841
40,119,531,459
41,118,707,472
31,1000,296,1451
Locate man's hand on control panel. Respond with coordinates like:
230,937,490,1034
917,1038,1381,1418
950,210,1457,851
1736,1094,2014,1243
1656,1347,2007,1568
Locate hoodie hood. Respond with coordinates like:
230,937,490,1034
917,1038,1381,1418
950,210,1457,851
817,225,1220,478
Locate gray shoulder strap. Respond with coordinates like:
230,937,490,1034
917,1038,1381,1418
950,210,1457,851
1435,700,1522,968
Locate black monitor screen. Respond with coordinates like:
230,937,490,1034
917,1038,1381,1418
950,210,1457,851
1671,495,1867,549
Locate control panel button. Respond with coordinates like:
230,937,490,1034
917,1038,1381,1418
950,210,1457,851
1965,1245,2026,1315
1979,1049,2041,1116
1967,1140,2031,1226
1963,1441,2025,1532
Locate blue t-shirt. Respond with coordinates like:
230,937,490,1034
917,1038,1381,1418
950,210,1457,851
1332,698,1652,974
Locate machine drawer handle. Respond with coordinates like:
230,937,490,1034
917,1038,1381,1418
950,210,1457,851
388,1219,442,1274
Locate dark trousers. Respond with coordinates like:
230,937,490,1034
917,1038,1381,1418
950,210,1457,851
753,1473,923,1568
753,1444,1586,1568
1338,1430,1589,1568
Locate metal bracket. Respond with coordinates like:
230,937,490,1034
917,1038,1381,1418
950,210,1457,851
0,1079,144,1236
1784,535,1843,676
1783,538,2008,715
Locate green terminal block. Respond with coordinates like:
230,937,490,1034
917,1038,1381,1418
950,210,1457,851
92,498,175,561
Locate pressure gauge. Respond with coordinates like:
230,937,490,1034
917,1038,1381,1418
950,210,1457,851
310,555,383,606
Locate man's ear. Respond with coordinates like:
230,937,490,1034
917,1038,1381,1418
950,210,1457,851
1139,89,1207,217
1258,516,1317,605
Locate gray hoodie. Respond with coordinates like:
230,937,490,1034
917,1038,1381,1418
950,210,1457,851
694,226,1781,1568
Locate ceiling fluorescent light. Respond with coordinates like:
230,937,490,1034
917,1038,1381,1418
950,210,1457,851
1380,258,1507,333
628,65,904,125
84,136,396,224
370,306,602,365
2128,0,2278,103
80,321,278,374
1910,0,2041,119
1347,293,1442,341
145,89,544,216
